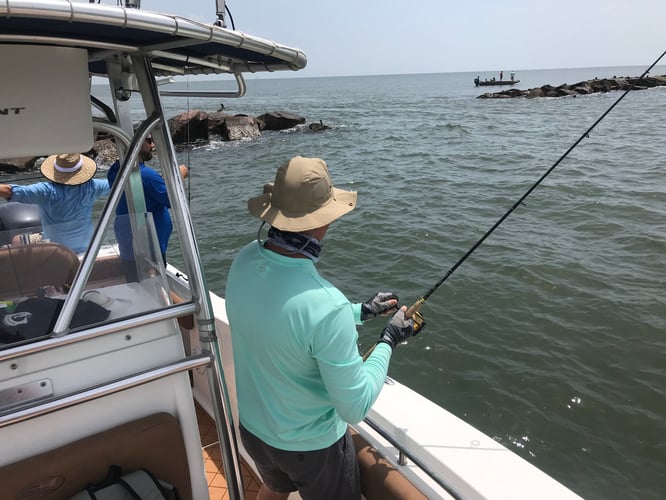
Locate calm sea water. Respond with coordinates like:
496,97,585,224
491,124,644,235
13,66,666,498
155,66,665,499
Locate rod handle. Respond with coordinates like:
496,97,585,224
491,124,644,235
405,298,425,319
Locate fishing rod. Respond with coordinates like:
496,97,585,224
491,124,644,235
364,49,666,360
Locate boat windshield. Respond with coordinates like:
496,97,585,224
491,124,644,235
0,209,174,349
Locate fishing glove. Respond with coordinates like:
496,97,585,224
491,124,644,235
377,307,422,350
361,292,399,321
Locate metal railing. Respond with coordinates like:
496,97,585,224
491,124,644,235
362,415,465,500
0,354,211,426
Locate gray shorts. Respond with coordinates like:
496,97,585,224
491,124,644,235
239,424,360,500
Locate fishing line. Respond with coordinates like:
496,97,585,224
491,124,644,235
364,49,666,359
186,75,192,206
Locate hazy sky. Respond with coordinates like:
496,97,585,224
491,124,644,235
146,0,664,77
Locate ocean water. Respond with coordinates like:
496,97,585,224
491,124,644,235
162,66,664,500
9,65,664,498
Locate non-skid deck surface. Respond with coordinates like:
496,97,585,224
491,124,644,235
196,404,262,500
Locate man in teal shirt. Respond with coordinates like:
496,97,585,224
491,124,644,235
226,156,419,500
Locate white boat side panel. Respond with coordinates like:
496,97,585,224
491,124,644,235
368,380,583,499
0,280,208,497
0,326,182,394
0,282,181,390
0,374,208,499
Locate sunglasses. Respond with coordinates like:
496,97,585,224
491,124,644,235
145,137,154,144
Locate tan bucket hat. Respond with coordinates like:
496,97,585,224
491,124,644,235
248,156,357,232
40,153,97,186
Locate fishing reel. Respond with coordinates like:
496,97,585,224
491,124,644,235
411,309,426,335
406,298,426,335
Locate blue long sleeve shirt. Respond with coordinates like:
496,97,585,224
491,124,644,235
225,241,392,451
9,180,110,253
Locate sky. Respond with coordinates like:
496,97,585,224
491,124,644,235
144,0,665,78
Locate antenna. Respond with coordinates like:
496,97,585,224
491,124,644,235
214,0,226,27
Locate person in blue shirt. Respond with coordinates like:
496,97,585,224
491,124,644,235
225,156,421,500
0,153,110,254
107,134,188,278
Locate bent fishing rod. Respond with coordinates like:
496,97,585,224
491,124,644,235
364,49,666,360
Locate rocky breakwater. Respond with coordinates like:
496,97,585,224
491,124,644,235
1,110,331,172
477,75,666,99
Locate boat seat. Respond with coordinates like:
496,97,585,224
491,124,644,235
352,430,428,500
0,242,79,300
0,412,192,500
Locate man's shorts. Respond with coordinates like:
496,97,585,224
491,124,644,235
239,424,360,500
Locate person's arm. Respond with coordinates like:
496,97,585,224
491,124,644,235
92,179,111,196
315,305,392,424
317,304,419,424
3,183,48,204
179,164,189,180
0,184,12,199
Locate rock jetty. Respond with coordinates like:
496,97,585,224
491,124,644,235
0,110,329,172
478,75,666,99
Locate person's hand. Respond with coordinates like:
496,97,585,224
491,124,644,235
179,164,189,179
361,292,399,321
377,306,420,349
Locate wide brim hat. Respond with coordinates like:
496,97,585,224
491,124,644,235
40,153,97,186
248,156,357,232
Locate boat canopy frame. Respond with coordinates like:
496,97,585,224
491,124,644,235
0,2,306,496
0,0,307,98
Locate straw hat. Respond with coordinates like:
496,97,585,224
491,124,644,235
248,156,357,232
40,153,97,186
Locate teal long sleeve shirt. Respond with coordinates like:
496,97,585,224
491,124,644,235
225,241,392,451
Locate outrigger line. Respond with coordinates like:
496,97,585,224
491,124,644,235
364,49,666,360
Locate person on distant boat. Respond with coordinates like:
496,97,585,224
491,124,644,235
107,133,188,279
510,70,515,81
0,153,109,253
500,70,504,81
225,156,420,500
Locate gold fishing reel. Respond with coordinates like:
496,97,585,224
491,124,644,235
411,309,426,334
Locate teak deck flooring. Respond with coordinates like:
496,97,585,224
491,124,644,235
196,404,262,500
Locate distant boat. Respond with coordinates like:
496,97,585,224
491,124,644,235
474,76,520,87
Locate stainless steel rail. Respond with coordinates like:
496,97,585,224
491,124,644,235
0,302,197,363
160,73,246,98
133,55,246,500
362,415,465,500
0,354,210,427
52,117,159,336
